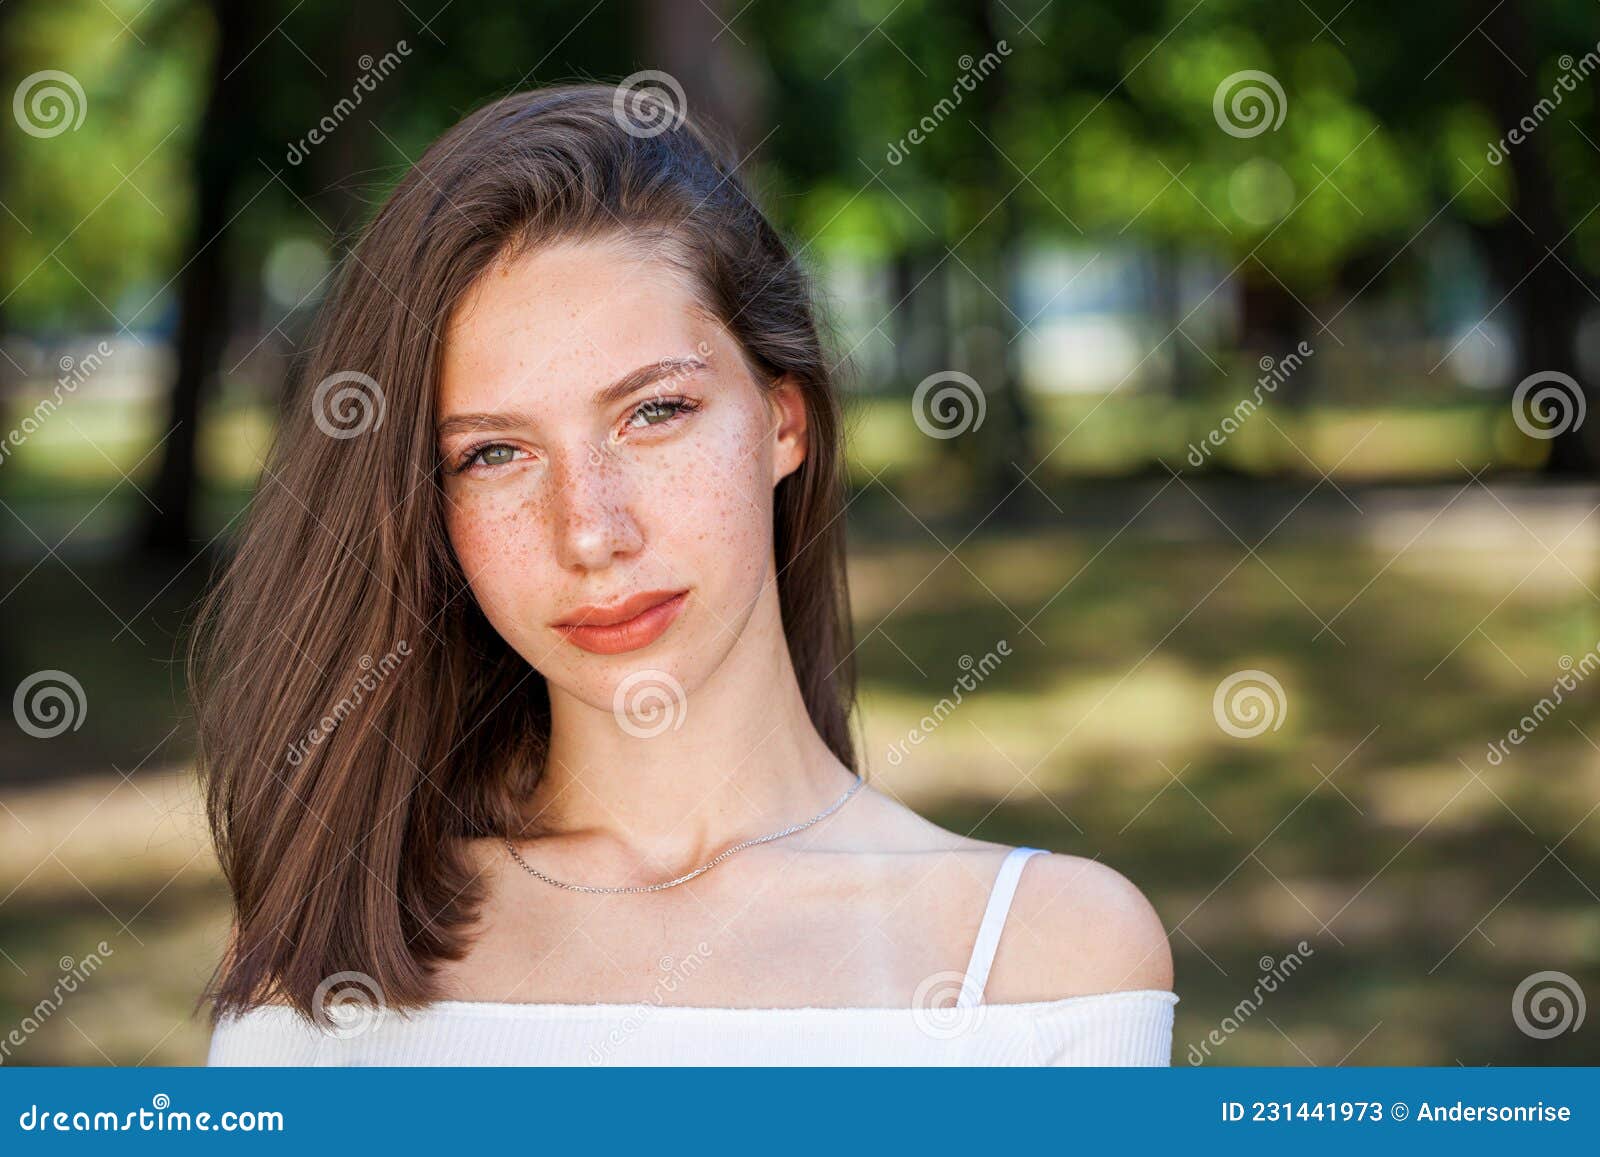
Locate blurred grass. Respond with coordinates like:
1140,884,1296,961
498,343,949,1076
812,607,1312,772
1,466,1596,1064
843,394,1545,491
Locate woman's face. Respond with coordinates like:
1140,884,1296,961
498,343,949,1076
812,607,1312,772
435,236,807,710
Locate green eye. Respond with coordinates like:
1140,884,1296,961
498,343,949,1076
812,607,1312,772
626,397,699,430
452,442,520,473
630,400,678,427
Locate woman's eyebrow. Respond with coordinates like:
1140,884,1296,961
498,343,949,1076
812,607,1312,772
591,356,706,407
436,356,708,439
435,409,536,440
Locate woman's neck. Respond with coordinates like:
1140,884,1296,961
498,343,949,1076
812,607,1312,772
524,577,857,878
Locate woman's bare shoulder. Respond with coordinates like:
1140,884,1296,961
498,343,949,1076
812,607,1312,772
836,788,1171,998
985,850,1174,1002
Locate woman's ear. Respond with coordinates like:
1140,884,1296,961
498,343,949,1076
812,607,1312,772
769,374,809,485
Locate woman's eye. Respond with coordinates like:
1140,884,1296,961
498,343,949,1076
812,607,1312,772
476,444,518,466
624,397,698,431
452,442,522,472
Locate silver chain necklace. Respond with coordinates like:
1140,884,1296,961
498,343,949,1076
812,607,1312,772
504,773,865,895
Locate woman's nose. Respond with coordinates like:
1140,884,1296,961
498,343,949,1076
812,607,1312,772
550,439,643,572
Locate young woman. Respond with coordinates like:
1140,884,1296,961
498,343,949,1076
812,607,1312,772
197,83,1176,1066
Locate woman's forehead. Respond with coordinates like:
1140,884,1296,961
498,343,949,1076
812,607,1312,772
439,240,715,410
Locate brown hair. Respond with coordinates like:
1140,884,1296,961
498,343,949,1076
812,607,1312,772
192,84,858,1027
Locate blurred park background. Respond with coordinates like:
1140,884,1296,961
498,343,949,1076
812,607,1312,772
1,0,1598,1065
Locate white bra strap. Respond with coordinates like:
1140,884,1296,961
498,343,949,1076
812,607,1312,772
956,846,1046,1009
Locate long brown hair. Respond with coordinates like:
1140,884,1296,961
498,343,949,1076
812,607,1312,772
192,84,858,1026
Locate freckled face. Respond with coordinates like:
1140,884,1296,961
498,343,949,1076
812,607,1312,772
436,237,795,708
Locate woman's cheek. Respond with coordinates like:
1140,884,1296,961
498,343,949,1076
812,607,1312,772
672,419,769,546
691,417,776,583
446,488,551,632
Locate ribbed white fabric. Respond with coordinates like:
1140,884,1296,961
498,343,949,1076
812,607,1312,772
207,846,1177,1067
206,989,1177,1066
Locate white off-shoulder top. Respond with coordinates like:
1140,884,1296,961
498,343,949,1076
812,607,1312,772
206,847,1178,1066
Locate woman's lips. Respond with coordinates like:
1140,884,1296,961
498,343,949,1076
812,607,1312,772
553,590,688,654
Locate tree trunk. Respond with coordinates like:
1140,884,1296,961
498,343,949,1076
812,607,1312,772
312,0,402,247
960,0,1039,518
139,0,264,555
638,0,762,156
1477,1,1596,475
